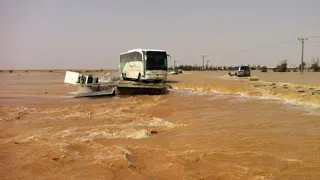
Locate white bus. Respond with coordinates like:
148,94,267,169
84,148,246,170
119,49,168,82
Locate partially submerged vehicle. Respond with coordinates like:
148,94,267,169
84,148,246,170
74,82,117,98
64,71,99,85
120,49,169,82
228,66,251,77
168,69,183,75
63,48,171,98
64,71,116,97
63,69,168,98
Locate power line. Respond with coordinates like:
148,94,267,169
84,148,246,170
306,35,320,39
306,38,320,43
308,41,320,44
221,39,296,56
220,35,320,56
199,35,320,67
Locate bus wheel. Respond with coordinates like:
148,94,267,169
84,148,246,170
137,73,141,81
122,73,128,80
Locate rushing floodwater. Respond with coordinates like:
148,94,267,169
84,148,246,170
1,72,320,180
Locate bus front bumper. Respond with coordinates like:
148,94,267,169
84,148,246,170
144,74,167,80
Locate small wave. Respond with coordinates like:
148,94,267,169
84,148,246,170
172,84,320,115
51,112,92,119
77,129,150,141
92,145,134,169
238,92,320,110
21,134,41,143
125,129,150,139
129,117,175,127
170,88,227,97
72,118,176,141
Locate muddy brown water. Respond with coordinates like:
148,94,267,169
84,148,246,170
0,71,320,180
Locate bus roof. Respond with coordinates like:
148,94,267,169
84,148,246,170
120,49,166,55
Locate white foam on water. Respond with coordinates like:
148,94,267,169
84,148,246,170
147,117,174,127
282,158,304,164
113,112,136,118
173,86,320,116
87,131,115,139
130,118,172,128
238,92,320,108
103,117,175,129
92,145,133,168
21,134,41,143
280,100,320,116
78,128,151,141
171,88,225,97
68,92,78,95
52,112,92,119
94,109,112,116
50,114,176,141
231,92,320,116
60,128,79,138
56,142,71,153
227,97,248,103
124,129,150,139
173,87,244,96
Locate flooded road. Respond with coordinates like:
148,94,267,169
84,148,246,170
1,71,320,180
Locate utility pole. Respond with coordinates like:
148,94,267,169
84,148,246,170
167,54,172,69
298,37,308,73
173,60,177,70
201,55,209,69
206,60,210,69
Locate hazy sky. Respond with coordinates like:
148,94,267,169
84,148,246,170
1,0,320,69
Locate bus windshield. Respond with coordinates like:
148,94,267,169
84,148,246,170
232,67,239,71
145,51,167,71
240,66,249,71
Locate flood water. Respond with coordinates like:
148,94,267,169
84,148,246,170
1,71,320,180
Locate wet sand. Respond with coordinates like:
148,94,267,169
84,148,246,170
1,71,320,180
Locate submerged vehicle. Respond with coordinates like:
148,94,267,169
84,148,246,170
119,49,168,82
64,71,116,97
64,71,99,85
168,68,183,75
228,66,251,77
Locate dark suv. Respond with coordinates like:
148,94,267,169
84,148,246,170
228,66,251,77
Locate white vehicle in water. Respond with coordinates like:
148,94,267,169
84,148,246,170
228,65,251,77
119,49,168,82
64,71,99,85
